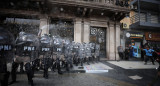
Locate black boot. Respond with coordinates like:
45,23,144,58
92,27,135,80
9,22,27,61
65,62,69,71
75,58,78,66
20,62,24,73
1,71,10,86
1,63,10,86
9,62,19,85
87,58,90,65
57,62,63,74
52,63,56,72
43,69,48,79
25,63,34,86
43,64,48,79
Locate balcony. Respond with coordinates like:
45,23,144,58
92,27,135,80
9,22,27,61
130,0,160,12
130,14,160,30
47,0,130,12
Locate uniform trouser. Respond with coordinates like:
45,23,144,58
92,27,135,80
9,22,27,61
94,56,100,62
52,58,63,74
0,64,10,86
11,62,34,86
125,53,129,60
74,57,79,66
25,63,34,86
32,59,40,70
118,52,124,60
86,56,90,65
145,56,155,64
43,58,49,78
20,62,24,72
11,62,24,82
73,55,78,65
65,58,73,71
11,62,19,82
56,59,63,74
79,58,83,66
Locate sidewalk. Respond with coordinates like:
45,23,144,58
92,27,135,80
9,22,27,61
107,61,159,69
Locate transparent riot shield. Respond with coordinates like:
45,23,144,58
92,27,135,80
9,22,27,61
78,43,85,66
40,34,53,59
72,42,79,66
0,27,15,63
90,42,95,57
85,43,91,57
15,31,40,63
95,44,100,61
53,36,63,59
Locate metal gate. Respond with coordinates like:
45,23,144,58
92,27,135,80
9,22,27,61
90,27,106,58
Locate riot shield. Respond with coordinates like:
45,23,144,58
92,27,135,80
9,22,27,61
85,43,91,57
15,31,40,62
90,42,95,56
78,43,85,59
0,26,15,63
53,36,63,59
40,34,53,59
95,44,100,57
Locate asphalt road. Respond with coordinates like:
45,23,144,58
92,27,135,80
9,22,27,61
8,61,160,86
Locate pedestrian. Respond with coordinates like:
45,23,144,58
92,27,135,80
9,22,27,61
129,44,133,58
125,45,130,60
117,45,124,60
143,46,155,65
141,46,145,61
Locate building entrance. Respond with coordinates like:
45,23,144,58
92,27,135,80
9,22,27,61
90,27,106,58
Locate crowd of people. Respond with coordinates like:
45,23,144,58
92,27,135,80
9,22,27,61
0,26,101,86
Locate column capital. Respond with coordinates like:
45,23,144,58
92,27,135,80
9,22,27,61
115,22,121,26
83,19,90,25
39,14,48,19
109,21,115,27
75,18,82,21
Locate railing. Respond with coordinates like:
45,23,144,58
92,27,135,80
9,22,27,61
48,0,129,8
63,0,115,4
130,14,160,24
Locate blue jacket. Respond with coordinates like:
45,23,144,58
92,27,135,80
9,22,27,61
143,49,154,56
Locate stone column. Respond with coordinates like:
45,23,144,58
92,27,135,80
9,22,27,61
106,24,110,59
108,22,115,60
83,20,90,43
40,17,49,36
115,23,121,60
74,18,82,43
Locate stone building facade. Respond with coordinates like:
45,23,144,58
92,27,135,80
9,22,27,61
0,0,130,60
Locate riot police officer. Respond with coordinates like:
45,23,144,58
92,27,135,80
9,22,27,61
73,42,80,66
0,26,15,86
95,44,100,62
52,36,63,74
10,31,40,86
64,41,74,71
85,43,92,65
40,34,53,79
90,42,96,63
78,43,85,66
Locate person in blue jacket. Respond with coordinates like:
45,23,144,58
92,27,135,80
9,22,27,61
143,46,155,65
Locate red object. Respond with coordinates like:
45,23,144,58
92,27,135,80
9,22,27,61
157,52,160,56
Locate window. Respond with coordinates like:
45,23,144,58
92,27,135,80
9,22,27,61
151,14,158,24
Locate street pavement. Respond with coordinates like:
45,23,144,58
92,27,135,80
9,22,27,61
7,60,160,86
